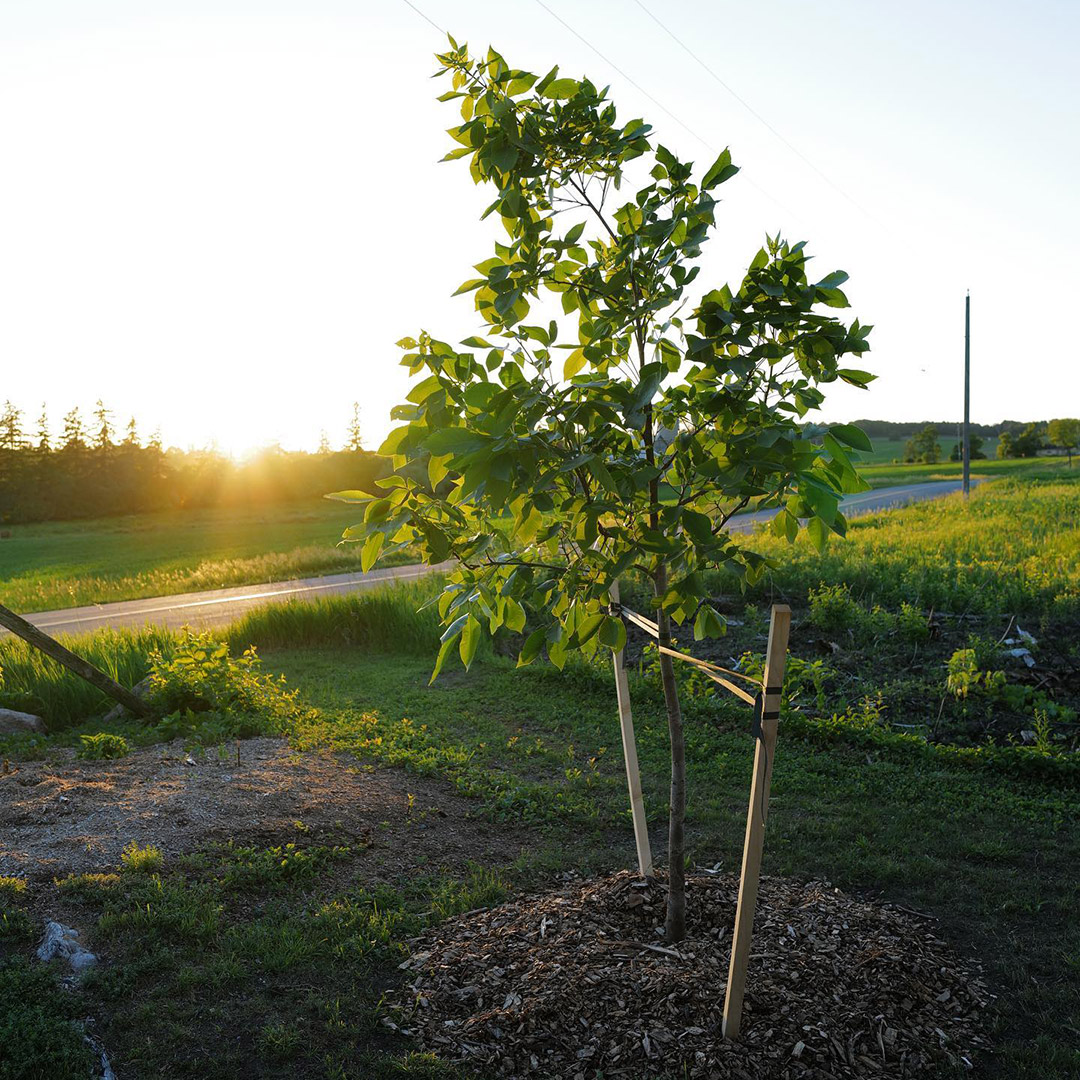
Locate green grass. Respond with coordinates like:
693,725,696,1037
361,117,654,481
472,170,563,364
0,499,403,614
40,844,500,1079
2,472,1079,1076
856,454,1071,489
270,648,1080,1078
730,471,1080,617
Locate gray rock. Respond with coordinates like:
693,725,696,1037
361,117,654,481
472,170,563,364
101,676,153,724
37,921,97,974
0,708,46,734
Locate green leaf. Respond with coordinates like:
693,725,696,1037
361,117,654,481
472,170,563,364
693,604,726,641
830,423,873,453
836,369,876,387
682,508,713,544
573,612,605,647
563,348,587,379
504,597,527,633
806,515,829,553
429,635,457,684
424,428,485,456
542,78,578,100
459,614,482,670
598,615,626,653
518,627,546,667
360,532,383,573
701,147,739,189
535,64,559,95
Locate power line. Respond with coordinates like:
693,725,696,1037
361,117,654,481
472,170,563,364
400,0,444,35
530,0,798,220
533,0,713,149
632,0,887,232
399,0,798,220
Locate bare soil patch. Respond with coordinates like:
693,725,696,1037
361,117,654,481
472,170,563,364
395,870,992,1079
0,736,530,883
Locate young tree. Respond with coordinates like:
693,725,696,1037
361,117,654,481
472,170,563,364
1047,418,1079,466
318,429,332,455
335,39,873,941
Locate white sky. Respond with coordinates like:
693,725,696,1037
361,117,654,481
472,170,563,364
1,0,1077,455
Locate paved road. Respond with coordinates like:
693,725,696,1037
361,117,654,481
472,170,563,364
727,478,978,533
7,480,975,638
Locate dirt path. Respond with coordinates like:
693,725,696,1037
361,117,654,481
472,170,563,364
0,737,530,882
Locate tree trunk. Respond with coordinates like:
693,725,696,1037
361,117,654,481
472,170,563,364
654,563,686,943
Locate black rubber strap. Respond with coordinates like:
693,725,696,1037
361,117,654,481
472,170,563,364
764,685,783,695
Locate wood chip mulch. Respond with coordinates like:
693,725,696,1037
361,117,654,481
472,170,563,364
390,870,991,1079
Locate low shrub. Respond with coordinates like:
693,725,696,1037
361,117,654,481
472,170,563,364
120,843,164,874
145,630,311,744
76,732,130,760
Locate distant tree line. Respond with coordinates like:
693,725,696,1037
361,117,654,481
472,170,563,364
896,419,1079,465
0,401,387,525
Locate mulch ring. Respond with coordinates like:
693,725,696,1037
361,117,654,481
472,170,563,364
390,870,992,1079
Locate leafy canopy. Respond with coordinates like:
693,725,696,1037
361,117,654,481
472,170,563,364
332,37,874,681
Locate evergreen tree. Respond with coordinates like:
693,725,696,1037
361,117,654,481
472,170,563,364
61,407,87,450
123,416,139,447
36,404,51,453
317,429,331,455
0,401,24,451
93,400,114,450
346,403,363,452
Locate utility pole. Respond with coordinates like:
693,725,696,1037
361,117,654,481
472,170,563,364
962,291,971,497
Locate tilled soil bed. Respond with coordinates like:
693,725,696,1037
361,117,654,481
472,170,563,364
394,870,991,1079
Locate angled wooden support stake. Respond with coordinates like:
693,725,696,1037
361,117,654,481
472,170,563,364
722,603,791,1040
609,581,653,877
0,602,156,720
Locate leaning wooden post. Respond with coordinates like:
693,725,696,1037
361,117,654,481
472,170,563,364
0,603,156,720
722,603,791,1040
609,581,653,877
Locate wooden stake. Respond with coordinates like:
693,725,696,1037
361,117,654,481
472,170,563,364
0,602,156,720
722,603,791,1040
610,581,652,877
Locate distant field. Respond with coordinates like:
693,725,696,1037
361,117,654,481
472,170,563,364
851,433,1002,465
857,455,1070,489
3,458,1072,615
0,501,384,614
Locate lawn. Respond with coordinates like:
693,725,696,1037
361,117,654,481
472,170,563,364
0,499,388,614
3,648,1076,1078
1,471,1078,1078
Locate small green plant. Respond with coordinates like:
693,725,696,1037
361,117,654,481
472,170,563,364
738,651,835,713
896,601,931,644
76,732,130,760
120,842,164,874
946,647,1007,699
0,876,28,900
807,583,867,634
146,630,309,743
1032,709,1055,755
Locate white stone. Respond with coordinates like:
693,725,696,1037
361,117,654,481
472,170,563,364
0,708,46,734
36,920,97,974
